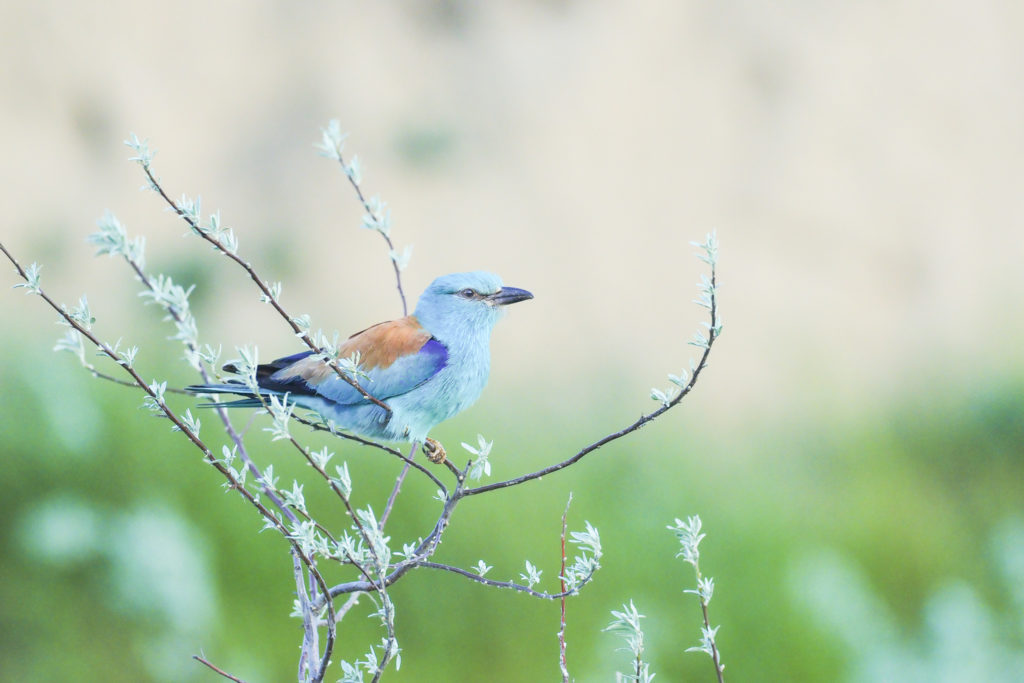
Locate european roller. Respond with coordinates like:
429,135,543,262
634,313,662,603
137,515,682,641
186,271,532,463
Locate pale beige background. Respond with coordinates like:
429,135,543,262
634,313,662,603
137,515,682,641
3,0,1022,432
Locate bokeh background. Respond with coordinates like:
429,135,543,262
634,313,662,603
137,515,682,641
3,1,1023,681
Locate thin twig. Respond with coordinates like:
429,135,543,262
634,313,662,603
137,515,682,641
90,367,189,392
702,598,725,683
3,239,337,683
329,150,407,316
120,250,299,524
464,262,718,497
193,654,247,683
3,238,287,536
558,493,573,683
417,561,595,600
283,415,398,680
317,479,467,605
336,506,398,682
379,443,418,531
271,402,419,578
294,551,319,682
311,571,337,683
291,413,448,493
136,161,393,419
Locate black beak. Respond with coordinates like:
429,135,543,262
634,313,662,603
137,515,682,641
487,286,534,306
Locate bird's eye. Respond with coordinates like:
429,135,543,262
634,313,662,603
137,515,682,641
459,288,478,298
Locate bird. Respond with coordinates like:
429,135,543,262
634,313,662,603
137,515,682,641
186,271,533,464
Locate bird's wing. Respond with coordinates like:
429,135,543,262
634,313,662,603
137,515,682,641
220,350,317,380
262,316,448,405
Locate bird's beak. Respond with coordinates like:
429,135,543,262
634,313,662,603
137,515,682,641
486,286,534,306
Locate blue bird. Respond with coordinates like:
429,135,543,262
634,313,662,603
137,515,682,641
186,271,532,463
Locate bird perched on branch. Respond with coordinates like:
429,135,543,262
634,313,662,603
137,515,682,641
186,271,532,463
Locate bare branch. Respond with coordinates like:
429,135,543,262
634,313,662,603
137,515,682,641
380,443,419,531
3,238,338,683
193,653,247,683
133,159,393,419
294,551,319,682
558,494,573,683
464,258,719,497
102,228,300,524
291,413,449,493
319,123,409,316
418,561,596,600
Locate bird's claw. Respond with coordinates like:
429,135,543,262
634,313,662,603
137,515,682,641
423,437,447,464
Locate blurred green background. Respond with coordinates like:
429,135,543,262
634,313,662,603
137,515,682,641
3,1,1023,681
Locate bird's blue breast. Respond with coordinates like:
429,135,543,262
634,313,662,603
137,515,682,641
374,337,491,442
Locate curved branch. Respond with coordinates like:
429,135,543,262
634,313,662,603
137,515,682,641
316,255,718,602
317,479,465,604
465,261,719,497
292,413,448,493
193,654,247,682
91,367,186,392
418,561,596,600
135,160,393,419
3,239,338,683
116,250,301,525
327,150,408,316
558,494,572,682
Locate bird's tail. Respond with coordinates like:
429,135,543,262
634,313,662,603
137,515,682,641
185,382,271,409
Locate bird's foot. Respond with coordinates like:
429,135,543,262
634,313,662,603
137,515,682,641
422,437,447,464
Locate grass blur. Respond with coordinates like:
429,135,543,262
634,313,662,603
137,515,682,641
2,324,1021,681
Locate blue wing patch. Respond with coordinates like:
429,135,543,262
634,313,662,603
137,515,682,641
312,338,448,405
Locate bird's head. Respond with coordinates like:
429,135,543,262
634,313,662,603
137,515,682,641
414,271,533,340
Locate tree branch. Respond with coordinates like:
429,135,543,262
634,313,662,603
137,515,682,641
464,259,719,497
558,494,572,683
133,156,393,419
325,139,408,317
3,239,338,683
292,413,448,493
418,561,596,600
193,654,247,682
